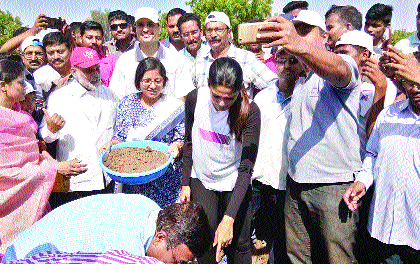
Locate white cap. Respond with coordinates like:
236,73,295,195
335,30,374,53
20,36,43,52
135,7,160,24
25,81,36,95
205,11,231,29
292,10,326,32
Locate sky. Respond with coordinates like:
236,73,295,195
0,0,417,32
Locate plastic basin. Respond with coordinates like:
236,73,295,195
99,140,173,185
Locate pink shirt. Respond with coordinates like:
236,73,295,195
100,53,118,87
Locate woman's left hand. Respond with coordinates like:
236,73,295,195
168,142,183,158
213,215,234,263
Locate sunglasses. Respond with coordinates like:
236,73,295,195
110,23,128,31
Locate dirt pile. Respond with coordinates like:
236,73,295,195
104,146,168,173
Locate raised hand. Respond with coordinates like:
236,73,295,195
42,108,65,134
29,14,49,35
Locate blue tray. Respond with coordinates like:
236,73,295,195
99,140,173,185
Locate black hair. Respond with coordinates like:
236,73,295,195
167,8,186,23
156,201,213,259
418,3,420,13
134,57,168,89
80,21,104,37
42,31,71,49
13,27,30,38
208,57,250,142
0,59,24,83
127,15,135,26
365,4,393,25
70,22,82,34
177,13,202,31
0,52,23,63
325,5,362,30
283,1,309,14
108,10,129,24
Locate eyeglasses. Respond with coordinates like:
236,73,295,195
23,51,45,59
181,30,200,38
275,57,299,65
206,27,228,35
141,78,164,86
110,23,128,31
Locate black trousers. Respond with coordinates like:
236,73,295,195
49,180,115,210
190,178,252,264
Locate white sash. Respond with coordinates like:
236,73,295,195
125,95,185,142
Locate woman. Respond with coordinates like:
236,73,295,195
102,57,184,208
0,59,85,255
179,57,261,264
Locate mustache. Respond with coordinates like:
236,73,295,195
208,38,221,43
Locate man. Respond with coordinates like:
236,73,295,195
193,11,277,99
333,30,398,138
109,7,194,101
364,4,393,55
69,21,83,48
105,10,136,56
35,31,72,102
80,21,118,87
39,47,119,208
325,5,362,50
283,1,308,17
251,47,304,264
161,8,186,51
19,36,46,75
2,194,213,264
177,13,210,73
343,48,420,264
258,10,364,263
395,4,420,54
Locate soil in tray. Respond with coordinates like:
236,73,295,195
104,146,168,174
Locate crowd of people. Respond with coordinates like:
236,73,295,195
1,0,420,264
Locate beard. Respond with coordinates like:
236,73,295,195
75,74,101,91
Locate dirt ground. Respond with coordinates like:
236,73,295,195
251,239,270,264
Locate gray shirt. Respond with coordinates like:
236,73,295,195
287,54,366,184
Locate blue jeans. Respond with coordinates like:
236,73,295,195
251,179,290,264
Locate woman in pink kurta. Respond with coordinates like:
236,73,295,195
0,59,58,255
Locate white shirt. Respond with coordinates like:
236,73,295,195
359,79,398,118
40,81,119,191
191,87,242,191
252,86,291,190
356,100,420,250
109,42,194,100
192,44,277,99
394,32,420,54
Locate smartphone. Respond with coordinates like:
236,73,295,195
237,22,276,45
46,17,63,30
361,53,381,83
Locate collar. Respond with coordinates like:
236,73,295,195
69,80,89,98
134,42,165,61
205,43,235,61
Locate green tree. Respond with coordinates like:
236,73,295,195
89,9,111,41
186,0,273,44
0,10,22,47
159,12,168,41
391,29,416,46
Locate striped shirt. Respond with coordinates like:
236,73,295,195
356,99,420,250
192,44,277,99
3,250,163,264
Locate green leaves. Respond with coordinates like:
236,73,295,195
186,0,273,45
0,10,22,47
